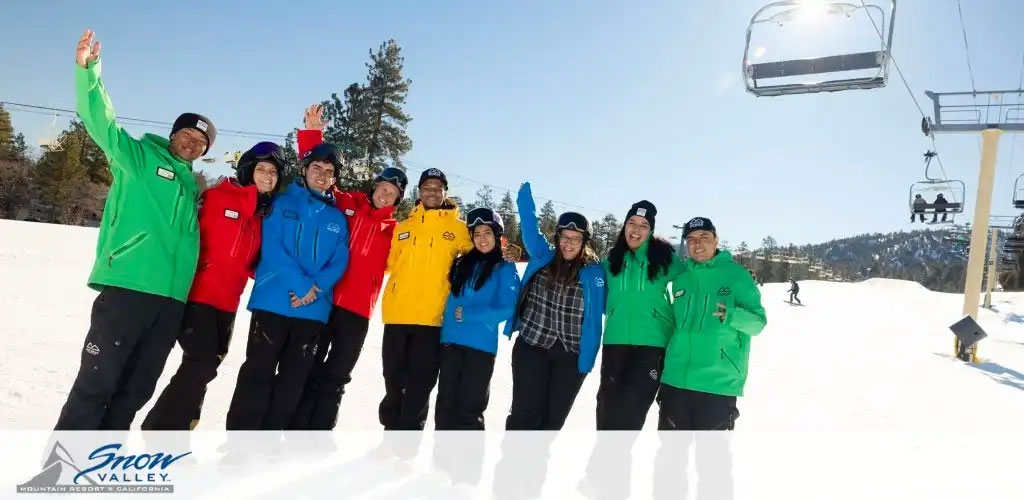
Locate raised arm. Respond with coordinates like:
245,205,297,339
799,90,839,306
74,29,144,177
516,182,554,262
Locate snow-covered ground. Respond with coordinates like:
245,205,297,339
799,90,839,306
2,218,1024,431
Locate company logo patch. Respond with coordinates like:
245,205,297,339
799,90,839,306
16,440,191,494
223,209,239,219
195,120,209,132
282,210,298,220
156,167,175,181
326,223,341,234
649,369,659,381
442,231,456,241
674,290,686,298
636,207,647,217
595,277,605,288
426,168,443,177
344,209,355,216
398,232,410,241
381,222,390,232
717,287,732,296
85,343,100,356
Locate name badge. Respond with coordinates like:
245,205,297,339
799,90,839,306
224,209,239,219
344,209,355,216
156,167,175,180
674,290,686,298
398,232,410,241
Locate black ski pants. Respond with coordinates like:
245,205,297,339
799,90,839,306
225,310,322,430
141,303,236,430
434,343,495,430
595,344,664,430
54,286,185,430
378,324,441,430
657,384,739,431
290,306,371,430
505,336,586,430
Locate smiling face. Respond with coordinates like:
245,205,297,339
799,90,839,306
685,229,719,262
419,178,446,209
169,128,208,162
624,215,651,251
558,229,584,260
372,181,401,208
252,161,279,194
473,224,496,254
305,160,336,193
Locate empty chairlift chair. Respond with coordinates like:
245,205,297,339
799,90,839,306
743,0,897,97
1013,174,1024,209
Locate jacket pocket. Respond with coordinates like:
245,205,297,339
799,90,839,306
253,271,277,289
108,232,149,267
652,308,672,328
720,348,741,374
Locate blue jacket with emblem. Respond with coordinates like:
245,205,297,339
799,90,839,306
503,182,607,374
248,179,350,323
442,260,521,355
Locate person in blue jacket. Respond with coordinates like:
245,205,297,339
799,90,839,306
434,208,521,430
226,143,350,430
503,182,606,430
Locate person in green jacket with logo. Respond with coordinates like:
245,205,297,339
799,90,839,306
659,217,766,430
596,200,683,430
54,30,217,430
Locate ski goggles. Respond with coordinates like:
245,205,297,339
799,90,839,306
247,141,286,165
375,167,408,191
466,207,503,229
556,212,588,233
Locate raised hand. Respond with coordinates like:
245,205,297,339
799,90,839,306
76,29,101,68
304,104,324,131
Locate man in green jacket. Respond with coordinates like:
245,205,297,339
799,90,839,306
660,217,766,430
54,29,217,430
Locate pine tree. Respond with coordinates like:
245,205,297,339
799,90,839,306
62,121,111,186
599,213,620,258
394,185,418,221
496,190,521,248
0,104,20,161
34,126,90,224
471,185,496,211
538,200,558,239
590,220,606,257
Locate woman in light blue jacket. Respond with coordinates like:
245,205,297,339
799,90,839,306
435,207,520,430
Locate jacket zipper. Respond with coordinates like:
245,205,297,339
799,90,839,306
230,220,245,258
721,349,741,373
698,294,709,331
295,222,303,258
313,227,320,263
108,233,148,267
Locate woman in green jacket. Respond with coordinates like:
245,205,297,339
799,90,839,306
596,200,683,430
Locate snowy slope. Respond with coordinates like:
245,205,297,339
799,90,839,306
2,219,1024,431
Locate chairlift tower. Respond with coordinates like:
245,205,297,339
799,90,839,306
922,89,1024,362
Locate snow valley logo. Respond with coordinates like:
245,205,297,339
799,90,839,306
17,441,191,494
442,231,456,241
717,287,732,296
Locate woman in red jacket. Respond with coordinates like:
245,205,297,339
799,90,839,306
289,105,408,430
142,142,284,430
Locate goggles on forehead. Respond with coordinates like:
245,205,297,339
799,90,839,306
466,208,503,228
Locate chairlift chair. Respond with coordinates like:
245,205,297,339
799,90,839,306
37,112,65,152
743,0,897,96
1014,174,1024,209
909,150,965,224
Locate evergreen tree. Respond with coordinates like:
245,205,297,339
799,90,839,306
62,121,111,186
737,241,750,254
496,190,521,248
34,126,90,224
599,213,620,259
589,220,606,258
538,200,558,240
0,104,15,161
12,133,28,161
470,184,496,211
394,185,418,221
276,129,300,188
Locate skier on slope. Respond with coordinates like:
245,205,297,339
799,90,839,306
289,105,407,430
379,167,474,430
54,30,217,430
226,142,350,430
504,182,607,431
788,278,801,305
660,217,766,430
595,200,684,430
433,208,521,430
142,142,284,430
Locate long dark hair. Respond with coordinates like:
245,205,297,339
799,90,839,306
607,228,675,281
449,246,503,296
547,229,599,288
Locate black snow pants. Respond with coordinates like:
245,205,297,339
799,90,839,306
225,310,323,430
378,324,442,430
595,344,664,430
290,306,371,430
434,343,495,430
54,286,185,430
141,303,236,430
505,336,587,431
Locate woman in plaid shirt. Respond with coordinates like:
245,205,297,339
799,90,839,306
502,182,607,430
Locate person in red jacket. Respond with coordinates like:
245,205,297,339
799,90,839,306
289,105,408,430
141,142,284,430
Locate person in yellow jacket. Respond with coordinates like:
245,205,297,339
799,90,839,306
379,168,473,430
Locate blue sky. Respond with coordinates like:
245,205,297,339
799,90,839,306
3,0,1023,247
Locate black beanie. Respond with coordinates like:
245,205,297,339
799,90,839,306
171,113,216,155
418,168,449,189
683,217,716,238
625,200,657,231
